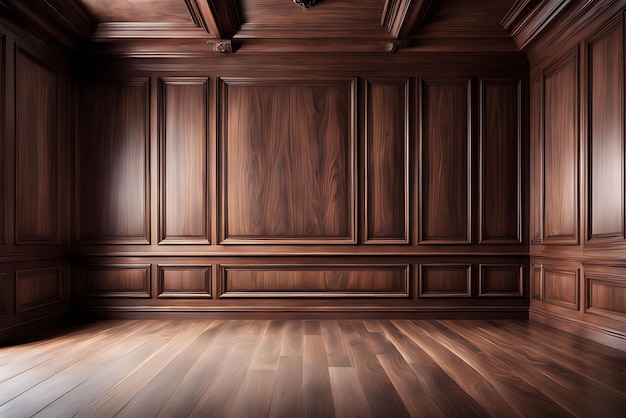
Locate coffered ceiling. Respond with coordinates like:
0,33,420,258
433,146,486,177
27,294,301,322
1,0,529,55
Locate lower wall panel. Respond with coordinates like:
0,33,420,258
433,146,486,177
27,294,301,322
72,256,529,318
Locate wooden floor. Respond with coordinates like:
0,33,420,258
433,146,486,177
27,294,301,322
0,319,624,417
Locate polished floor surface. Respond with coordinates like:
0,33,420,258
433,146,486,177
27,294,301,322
0,319,624,417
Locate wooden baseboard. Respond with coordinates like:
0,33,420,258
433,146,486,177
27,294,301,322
530,308,626,351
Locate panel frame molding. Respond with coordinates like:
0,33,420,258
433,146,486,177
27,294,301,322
417,263,472,298
157,264,212,298
478,78,523,244
531,74,544,244
363,78,410,244
75,264,152,298
217,77,357,245
14,265,62,314
157,76,211,245
217,263,410,298
583,267,626,321
478,263,524,297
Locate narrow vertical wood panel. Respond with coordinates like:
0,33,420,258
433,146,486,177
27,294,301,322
365,80,408,243
0,36,4,246
157,265,211,298
76,265,151,298
420,79,470,243
159,78,209,243
543,52,579,243
77,80,149,244
479,264,523,297
531,264,543,301
418,264,471,297
15,266,61,313
530,76,543,243
544,268,579,310
15,49,58,244
588,19,624,240
0,273,6,316
479,80,521,243
222,80,354,244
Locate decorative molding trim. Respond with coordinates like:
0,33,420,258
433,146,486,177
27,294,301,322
293,0,320,11
208,39,232,54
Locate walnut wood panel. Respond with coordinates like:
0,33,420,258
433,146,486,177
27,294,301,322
221,79,355,244
543,267,579,310
585,273,626,321
157,265,211,298
0,272,6,316
531,264,543,301
418,264,471,297
79,0,193,23
419,79,471,244
479,264,523,297
587,17,625,241
543,51,579,244
15,266,61,313
76,80,150,244
219,265,409,298
159,77,209,244
479,80,521,244
0,35,4,247
364,80,409,244
76,265,151,298
15,48,58,244
530,75,543,244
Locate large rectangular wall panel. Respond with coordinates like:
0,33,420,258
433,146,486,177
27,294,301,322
221,79,355,244
479,264,523,297
586,273,626,320
418,264,471,297
158,265,211,298
544,267,579,310
587,18,624,241
76,265,151,298
15,48,58,244
15,267,61,313
364,80,409,243
419,79,471,243
219,265,408,297
77,80,150,244
543,52,579,243
479,80,521,243
159,78,210,244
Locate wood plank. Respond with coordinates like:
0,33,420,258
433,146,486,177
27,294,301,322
268,356,303,418
328,367,371,418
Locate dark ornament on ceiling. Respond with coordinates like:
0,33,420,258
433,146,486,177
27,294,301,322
293,0,320,11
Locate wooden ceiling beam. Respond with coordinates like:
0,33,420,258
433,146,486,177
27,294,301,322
190,0,242,39
381,0,438,39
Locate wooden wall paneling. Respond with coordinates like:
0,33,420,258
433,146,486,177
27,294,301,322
530,75,543,244
218,264,409,298
418,264,471,297
0,35,4,247
531,264,543,301
158,77,210,244
76,79,150,244
543,49,580,244
364,79,409,243
586,15,625,241
478,264,523,297
0,272,6,316
220,79,355,244
419,79,471,244
15,266,61,313
479,79,522,244
157,264,211,298
76,264,151,298
584,268,626,322
543,266,580,310
14,47,58,244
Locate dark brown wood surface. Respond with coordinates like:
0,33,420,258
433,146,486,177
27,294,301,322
0,319,624,417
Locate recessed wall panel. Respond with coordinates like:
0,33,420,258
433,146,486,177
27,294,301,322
158,265,211,298
15,266,61,313
76,265,151,298
418,264,471,297
479,264,523,297
544,267,579,310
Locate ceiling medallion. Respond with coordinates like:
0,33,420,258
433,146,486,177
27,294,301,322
293,0,319,11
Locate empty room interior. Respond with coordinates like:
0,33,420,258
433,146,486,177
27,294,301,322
1,0,625,416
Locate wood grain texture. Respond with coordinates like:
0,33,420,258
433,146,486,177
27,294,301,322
0,35,4,247
531,264,543,301
15,266,61,313
544,267,579,310
15,49,58,244
365,80,409,243
75,265,151,298
0,273,5,316
159,78,209,244
419,264,471,297
543,51,579,243
584,267,626,320
79,0,193,23
587,18,625,240
76,80,149,244
479,264,523,297
219,265,409,298
530,75,543,243
221,80,354,244
157,265,211,298
479,80,521,243
419,79,470,243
